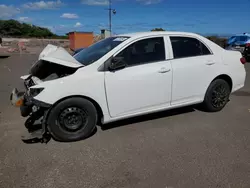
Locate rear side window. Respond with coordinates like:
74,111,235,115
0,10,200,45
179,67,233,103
170,36,211,59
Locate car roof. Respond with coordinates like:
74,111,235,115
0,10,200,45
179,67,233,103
117,31,199,38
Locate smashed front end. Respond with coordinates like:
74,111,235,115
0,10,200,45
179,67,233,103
10,44,82,143
10,85,51,143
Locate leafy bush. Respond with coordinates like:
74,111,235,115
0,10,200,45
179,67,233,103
206,36,227,48
151,28,165,31
0,19,68,39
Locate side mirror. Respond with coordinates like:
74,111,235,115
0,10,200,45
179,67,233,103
109,57,126,71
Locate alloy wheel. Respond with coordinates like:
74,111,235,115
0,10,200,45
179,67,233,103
211,84,229,108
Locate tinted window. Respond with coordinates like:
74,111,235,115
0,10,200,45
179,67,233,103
74,36,129,66
236,36,247,41
115,37,165,66
228,36,236,44
170,36,211,59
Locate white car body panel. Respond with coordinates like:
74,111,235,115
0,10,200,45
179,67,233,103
37,44,83,68
32,65,110,118
20,75,30,80
105,60,172,117
104,35,172,117
221,50,246,92
38,44,58,60
27,31,246,124
165,34,226,105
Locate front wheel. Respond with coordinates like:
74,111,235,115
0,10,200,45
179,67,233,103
202,79,231,112
47,97,97,142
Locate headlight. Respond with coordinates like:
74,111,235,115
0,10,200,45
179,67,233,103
28,88,44,97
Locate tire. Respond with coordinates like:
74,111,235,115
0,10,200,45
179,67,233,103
47,97,97,142
202,79,231,112
246,56,250,63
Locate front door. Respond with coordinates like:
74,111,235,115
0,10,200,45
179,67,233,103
105,36,172,117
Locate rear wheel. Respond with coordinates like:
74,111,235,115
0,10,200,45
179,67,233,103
47,97,97,142
246,56,250,63
202,79,231,112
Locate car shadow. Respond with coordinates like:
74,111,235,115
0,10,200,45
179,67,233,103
101,106,196,131
0,55,10,59
232,90,250,97
21,106,196,144
50,127,98,143
22,126,98,144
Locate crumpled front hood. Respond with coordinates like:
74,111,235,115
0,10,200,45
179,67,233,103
38,44,83,68
21,44,82,83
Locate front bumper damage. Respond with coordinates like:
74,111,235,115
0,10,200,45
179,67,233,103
10,88,51,143
9,44,83,143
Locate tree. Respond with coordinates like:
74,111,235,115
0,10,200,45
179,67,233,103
206,36,227,48
0,19,67,38
151,28,165,31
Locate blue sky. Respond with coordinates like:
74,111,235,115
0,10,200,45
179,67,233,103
0,0,249,36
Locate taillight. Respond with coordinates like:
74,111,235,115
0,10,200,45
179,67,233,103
246,43,250,47
240,57,246,64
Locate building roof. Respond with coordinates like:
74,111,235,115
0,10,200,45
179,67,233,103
68,31,93,34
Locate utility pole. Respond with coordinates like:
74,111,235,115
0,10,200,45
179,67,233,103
109,0,111,33
107,0,116,36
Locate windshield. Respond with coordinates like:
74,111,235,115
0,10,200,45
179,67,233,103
74,36,130,66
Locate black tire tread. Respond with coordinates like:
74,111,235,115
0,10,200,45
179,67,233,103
47,97,97,142
202,79,231,112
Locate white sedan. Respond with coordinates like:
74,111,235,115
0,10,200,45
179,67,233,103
10,31,246,142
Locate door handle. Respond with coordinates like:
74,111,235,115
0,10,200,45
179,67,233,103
158,67,170,73
206,61,215,65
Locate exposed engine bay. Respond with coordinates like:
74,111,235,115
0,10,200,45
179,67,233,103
24,60,79,89
30,60,78,81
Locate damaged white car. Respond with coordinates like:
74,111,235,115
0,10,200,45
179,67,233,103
10,32,246,142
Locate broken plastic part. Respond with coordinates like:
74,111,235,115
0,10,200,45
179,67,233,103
10,88,25,107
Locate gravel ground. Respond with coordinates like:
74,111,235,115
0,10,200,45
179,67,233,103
0,55,250,188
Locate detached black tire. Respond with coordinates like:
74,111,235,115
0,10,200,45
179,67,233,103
202,79,231,112
47,97,97,142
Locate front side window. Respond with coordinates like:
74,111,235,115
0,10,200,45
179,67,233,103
115,37,165,66
170,36,211,59
74,36,129,66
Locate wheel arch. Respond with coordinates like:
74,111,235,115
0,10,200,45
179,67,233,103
210,74,233,91
203,74,233,102
46,95,104,125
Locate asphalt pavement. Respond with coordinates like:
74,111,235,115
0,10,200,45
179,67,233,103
0,55,250,188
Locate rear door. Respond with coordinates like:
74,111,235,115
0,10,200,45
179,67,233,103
168,36,218,105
